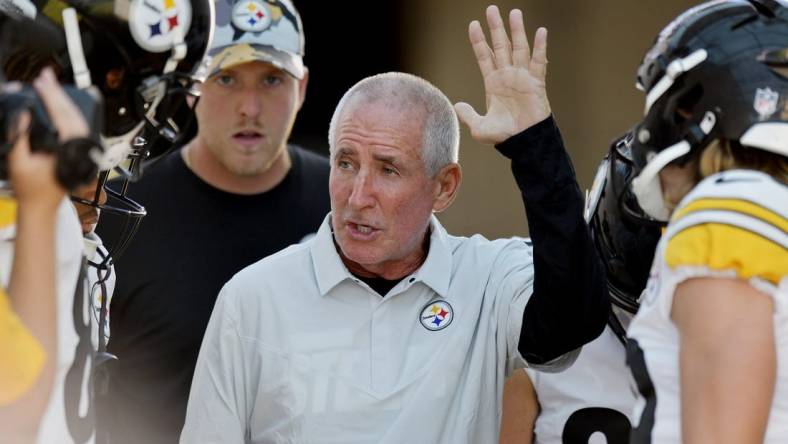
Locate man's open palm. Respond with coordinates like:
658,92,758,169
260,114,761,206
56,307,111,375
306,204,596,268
455,6,552,145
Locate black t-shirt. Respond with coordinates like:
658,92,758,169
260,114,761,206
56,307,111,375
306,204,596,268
96,145,331,444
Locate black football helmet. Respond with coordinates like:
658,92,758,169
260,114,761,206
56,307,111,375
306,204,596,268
1,0,214,263
586,132,663,314
6,0,212,164
626,0,788,222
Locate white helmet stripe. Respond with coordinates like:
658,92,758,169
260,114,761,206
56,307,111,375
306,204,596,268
740,122,788,157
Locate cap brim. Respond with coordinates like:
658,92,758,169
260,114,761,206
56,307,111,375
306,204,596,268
205,44,305,79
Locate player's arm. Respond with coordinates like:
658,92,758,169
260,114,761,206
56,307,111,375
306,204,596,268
0,68,89,440
455,5,608,367
672,277,775,444
0,164,61,441
499,369,538,444
666,191,786,444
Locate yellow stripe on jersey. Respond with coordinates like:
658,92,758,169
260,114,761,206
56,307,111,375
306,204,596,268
0,198,17,229
0,287,46,406
672,198,788,233
665,223,788,285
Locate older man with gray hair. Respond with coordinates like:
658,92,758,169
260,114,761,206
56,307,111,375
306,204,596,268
181,6,608,443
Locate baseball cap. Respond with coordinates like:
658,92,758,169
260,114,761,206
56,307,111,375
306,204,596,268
202,0,305,79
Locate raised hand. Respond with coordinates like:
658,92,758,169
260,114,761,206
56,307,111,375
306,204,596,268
455,6,551,145
8,68,89,206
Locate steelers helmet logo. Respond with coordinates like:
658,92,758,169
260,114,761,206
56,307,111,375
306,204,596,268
232,0,272,33
419,300,454,331
129,0,193,53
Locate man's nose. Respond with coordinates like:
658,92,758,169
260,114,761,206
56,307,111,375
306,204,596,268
237,90,262,118
347,171,376,210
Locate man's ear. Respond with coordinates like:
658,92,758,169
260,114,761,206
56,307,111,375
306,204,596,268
296,67,309,111
432,163,462,213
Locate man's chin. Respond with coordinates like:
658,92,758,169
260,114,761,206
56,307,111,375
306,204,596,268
223,160,267,177
336,239,383,270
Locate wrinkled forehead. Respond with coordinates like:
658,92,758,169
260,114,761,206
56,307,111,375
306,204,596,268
340,94,428,133
335,101,427,159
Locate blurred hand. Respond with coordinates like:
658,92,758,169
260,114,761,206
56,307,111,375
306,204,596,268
7,68,89,207
454,5,551,145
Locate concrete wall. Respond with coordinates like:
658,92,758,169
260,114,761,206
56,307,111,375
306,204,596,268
399,0,693,238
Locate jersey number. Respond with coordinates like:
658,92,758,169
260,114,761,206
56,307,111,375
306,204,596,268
562,407,631,444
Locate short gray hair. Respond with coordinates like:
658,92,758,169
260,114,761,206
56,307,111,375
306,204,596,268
328,72,460,177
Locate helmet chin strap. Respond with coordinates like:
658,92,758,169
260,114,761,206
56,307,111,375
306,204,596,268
62,7,91,89
63,6,119,177
631,111,716,221
131,24,188,141
631,142,689,221
163,25,187,75
96,120,146,172
643,49,707,114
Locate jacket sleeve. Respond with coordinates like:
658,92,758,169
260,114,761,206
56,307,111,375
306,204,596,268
495,115,609,366
180,284,248,443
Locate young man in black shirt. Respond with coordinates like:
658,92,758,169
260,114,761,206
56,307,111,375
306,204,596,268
96,1,330,442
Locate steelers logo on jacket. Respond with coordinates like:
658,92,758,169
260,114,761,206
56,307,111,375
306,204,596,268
419,300,454,331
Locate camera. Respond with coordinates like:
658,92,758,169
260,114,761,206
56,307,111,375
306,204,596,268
0,85,104,190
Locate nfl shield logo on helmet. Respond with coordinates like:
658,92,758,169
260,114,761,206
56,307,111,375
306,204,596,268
753,87,779,120
419,300,454,331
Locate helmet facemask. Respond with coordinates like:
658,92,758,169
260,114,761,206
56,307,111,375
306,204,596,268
587,133,663,314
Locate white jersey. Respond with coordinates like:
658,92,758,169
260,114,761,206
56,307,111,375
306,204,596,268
0,198,115,444
527,323,636,444
627,169,788,443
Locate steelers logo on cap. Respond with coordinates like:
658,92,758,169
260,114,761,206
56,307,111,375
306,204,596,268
232,0,272,33
129,0,193,53
419,300,454,331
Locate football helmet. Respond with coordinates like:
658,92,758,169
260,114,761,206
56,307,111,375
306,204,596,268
626,0,788,222
1,0,214,263
586,132,662,314
3,0,213,164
